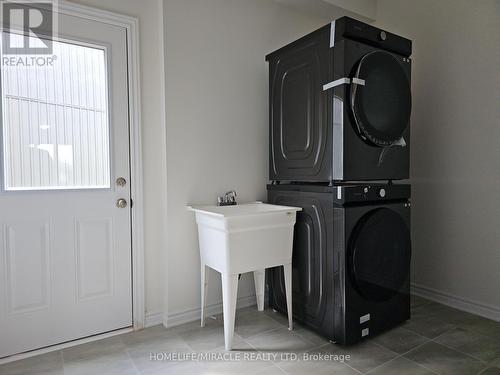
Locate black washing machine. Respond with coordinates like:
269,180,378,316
267,183,411,345
266,17,412,182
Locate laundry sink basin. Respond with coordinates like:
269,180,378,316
187,202,302,274
188,201,301,350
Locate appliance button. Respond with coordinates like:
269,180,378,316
363,187,369,193
379,31,387,41
379,188,386,198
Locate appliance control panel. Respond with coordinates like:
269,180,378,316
331,16,412,57
266,183,411,205
334,184,410,204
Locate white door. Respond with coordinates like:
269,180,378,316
0,7,132,358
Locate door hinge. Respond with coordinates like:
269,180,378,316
130,198,133,208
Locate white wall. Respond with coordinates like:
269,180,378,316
67,0,167,318
376,0,500,318
163,0,331,323
63,0,500,326
274,0,376,21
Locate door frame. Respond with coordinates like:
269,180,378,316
55,0,146,330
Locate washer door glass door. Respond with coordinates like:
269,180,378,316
348,208,411,302
350,51,411,146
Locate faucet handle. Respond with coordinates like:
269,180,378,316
219,190,237,205
225,190,237,198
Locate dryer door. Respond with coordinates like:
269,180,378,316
350,51,411,146
348,207,411,302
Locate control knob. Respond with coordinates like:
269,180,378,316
379,188,386,198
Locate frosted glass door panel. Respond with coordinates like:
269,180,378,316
1,34,110,190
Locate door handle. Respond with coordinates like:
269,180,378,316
116,198,128,208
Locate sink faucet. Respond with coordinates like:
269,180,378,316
218,190,237,206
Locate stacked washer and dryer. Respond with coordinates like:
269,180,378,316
265,17,413,345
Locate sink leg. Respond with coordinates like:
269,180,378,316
253,269,265,311
201,264,209,327
221,273,238,351
283,263,293,331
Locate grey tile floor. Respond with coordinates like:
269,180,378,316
2,295,500,375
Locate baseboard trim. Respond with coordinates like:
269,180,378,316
145,310,164,328
411,283,500,322
164,295,257,328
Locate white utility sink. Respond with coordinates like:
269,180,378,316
188,202,301,350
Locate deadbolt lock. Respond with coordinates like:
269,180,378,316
116,198,128,208
116,177,127,187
